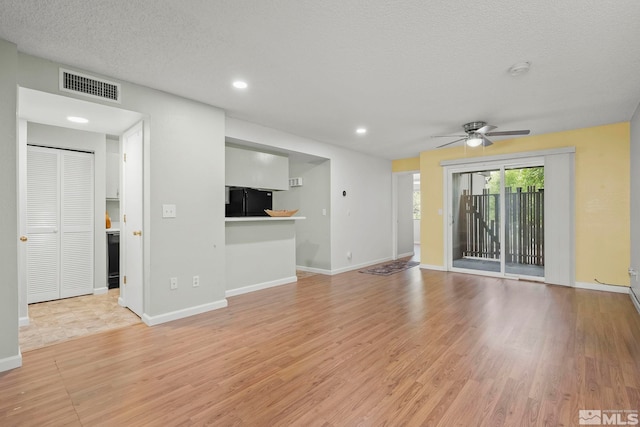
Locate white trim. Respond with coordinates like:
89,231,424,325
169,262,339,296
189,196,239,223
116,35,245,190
631,289,640,315
296,265,331,275
0,352,22,373
19,316,29,327
93,287,108,295
226,276,298,298
118,296,125,307
440,146,575,167
141,299,228,326
330,257,393,275
574,281,630,294
420,264,446,271
397,252,414,259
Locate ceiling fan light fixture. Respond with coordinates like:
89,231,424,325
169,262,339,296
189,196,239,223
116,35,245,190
466,133,483,147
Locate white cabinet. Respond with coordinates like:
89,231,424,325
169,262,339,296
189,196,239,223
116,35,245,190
225,145,289,190
106,152,119,199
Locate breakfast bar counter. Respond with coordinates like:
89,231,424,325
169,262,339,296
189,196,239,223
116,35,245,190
225,216,305,297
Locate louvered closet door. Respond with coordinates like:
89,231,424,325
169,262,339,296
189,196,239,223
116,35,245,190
60,151,94,298
26,147,61,303
26,146,95,303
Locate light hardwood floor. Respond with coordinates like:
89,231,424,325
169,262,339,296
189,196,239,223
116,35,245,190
1,267,639,426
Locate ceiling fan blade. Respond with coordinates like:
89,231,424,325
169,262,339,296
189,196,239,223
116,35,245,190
436,137,466,148
481,135,493,147
431,134,466,138
476,125,497,134
484,130,530,137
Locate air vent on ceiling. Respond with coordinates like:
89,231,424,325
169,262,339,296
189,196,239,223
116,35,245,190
59,68,121,103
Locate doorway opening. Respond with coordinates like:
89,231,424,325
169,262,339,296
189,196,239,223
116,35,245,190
17,88,145,351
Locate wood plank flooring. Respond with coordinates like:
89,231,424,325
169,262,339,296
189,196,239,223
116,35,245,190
1,268,639,426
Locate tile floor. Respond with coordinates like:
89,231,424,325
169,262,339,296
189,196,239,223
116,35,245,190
19,289,141,352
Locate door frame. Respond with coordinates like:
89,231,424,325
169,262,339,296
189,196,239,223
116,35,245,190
392,170,419,260
443,156,545,280
17,120,108,324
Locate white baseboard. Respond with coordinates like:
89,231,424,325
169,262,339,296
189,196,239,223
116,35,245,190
118,296,125,307
420,264,446,271
93,287,108,295
142,299,228,326
397,252,414,259
0,351,22,373
19,316,29,327
226,276,298,298
330,257,393,275
574,281,630,294
296,266,331,275
631,289,640,315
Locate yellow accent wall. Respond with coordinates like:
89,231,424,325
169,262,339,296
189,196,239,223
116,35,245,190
392,157,420,172
418,122,630,286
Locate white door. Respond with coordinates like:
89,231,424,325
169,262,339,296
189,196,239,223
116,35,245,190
26,147,60,303
60,151,95,298
121,122,143,317
26,146,94,303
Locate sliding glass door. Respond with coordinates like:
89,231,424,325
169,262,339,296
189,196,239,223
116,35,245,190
448,162,545,279
451,168,501,273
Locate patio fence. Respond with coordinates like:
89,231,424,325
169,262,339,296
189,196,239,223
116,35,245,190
459,186,544,266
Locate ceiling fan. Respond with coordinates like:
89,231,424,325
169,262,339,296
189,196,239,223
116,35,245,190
432,121,530,148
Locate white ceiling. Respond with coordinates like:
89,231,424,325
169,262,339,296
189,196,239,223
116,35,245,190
19,88,143,135
2,0,640,159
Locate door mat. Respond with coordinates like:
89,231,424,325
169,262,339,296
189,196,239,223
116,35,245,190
359,260,419,276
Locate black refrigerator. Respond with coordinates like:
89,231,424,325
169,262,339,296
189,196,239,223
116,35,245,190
225,188,272,216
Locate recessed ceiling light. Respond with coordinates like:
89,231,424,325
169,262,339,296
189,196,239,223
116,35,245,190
233,80,248,89
356,127,367,135
67,116,89,124
508,61,531,76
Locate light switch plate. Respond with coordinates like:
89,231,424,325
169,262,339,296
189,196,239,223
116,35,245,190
162,204,176,218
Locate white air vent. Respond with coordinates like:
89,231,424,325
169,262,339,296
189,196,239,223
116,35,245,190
289,177,303,187
59,68,121,103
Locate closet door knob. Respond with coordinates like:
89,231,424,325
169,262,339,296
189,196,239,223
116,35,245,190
133,230,142,236
20,236,28,242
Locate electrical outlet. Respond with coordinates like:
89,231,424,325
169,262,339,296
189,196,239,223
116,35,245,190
170,277,178,290
162,204,177,218
192,275,200,287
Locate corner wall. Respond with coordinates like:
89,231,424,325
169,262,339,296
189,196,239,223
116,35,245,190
0,39,20,371
419,123,630,287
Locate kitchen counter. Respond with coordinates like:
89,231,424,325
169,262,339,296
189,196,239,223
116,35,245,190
106,222,120,234
225,217,305,297
225,216,306,222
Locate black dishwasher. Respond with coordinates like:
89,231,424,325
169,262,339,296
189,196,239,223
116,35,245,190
107,232,120,288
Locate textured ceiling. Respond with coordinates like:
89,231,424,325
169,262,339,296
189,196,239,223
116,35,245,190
1,0,639,159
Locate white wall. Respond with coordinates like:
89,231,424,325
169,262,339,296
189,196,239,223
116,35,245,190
396,174,414,257
274,159,331,271
0,38,20,371
226,118,392,273
630,101,640,307
17,53,227,320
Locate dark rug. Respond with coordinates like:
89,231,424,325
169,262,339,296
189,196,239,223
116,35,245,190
359,260,419,276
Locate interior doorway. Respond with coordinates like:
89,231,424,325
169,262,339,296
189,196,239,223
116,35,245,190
392,171,420,261
17,87,145,351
